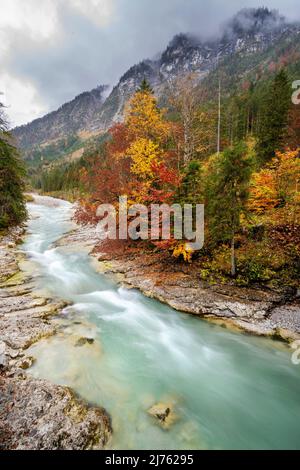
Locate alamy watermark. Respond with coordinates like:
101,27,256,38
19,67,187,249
95,196,204,250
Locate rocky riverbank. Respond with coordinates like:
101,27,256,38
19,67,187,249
56,223,300,344
0,225,111,450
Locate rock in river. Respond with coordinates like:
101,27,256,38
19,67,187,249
75,337,95,347
148,403,177,429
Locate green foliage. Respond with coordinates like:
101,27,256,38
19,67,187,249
25,134,82,168
177,160,203,205
256,70,291,164
206,142,254,244
32,159,83,193
236,259,271,284
0,103,27,228
138,78,153,94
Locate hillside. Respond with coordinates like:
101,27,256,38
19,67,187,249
14,85,108,154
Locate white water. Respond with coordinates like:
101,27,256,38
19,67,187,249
23,196,300,450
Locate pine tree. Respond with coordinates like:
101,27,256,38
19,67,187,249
206,142,253,276
138,78,153,94
0,102,27,228
256,70,291,164
177,160,203,205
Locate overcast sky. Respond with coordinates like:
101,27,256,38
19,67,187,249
0,0,299,127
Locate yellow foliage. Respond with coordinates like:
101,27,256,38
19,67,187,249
128,138,160,179
248,170,279,213
248,148,300,221
172,242,194,263
126,91,169,142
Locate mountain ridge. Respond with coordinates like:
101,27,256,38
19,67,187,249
13,8,300,160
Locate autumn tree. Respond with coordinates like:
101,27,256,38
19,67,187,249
248,149,300,224
122,81,180,203
75,82,180,230
125,86,168,143
167,75,216,166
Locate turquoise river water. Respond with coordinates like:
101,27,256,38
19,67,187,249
23,196,300,450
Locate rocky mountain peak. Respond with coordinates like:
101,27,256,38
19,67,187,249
13,8,300,159
222,7,286,40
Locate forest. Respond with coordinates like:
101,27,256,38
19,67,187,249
1,2,300,453
0,102,26,230
29,68,300,288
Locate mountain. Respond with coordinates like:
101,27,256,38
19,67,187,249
14,85,108,150
13,8,300,164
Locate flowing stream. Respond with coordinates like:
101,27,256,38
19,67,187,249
22,196,300,450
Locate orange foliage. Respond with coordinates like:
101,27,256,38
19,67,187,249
249,149,300,223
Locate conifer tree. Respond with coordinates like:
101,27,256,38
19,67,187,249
138,78,153,94
177,161,203,205
256,70,290,164
206,142,253,276
0,102,27,228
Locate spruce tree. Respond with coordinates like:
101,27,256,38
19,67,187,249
0,103,27,228
206,142,253,277
256,70,290,164
138,78,153,94
177,161,203,205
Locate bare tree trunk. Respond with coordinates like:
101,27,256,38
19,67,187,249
231,236,236,277
217,79,221,155
184,120,189,164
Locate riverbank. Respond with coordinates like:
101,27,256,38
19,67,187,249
2,194,300,450
56,222,300,344
0,223,111,449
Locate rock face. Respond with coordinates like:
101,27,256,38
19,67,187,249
0,227,111,450
63,11,300,134
13,85,108,150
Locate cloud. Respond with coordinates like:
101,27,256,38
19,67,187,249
0,73,48,127
71,0,116,27
0,0,299,127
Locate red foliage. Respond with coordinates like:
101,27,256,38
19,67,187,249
106,123,133,157
152,239,176,250
151,161,182,186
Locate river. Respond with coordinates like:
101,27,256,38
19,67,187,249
22,196,300,450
